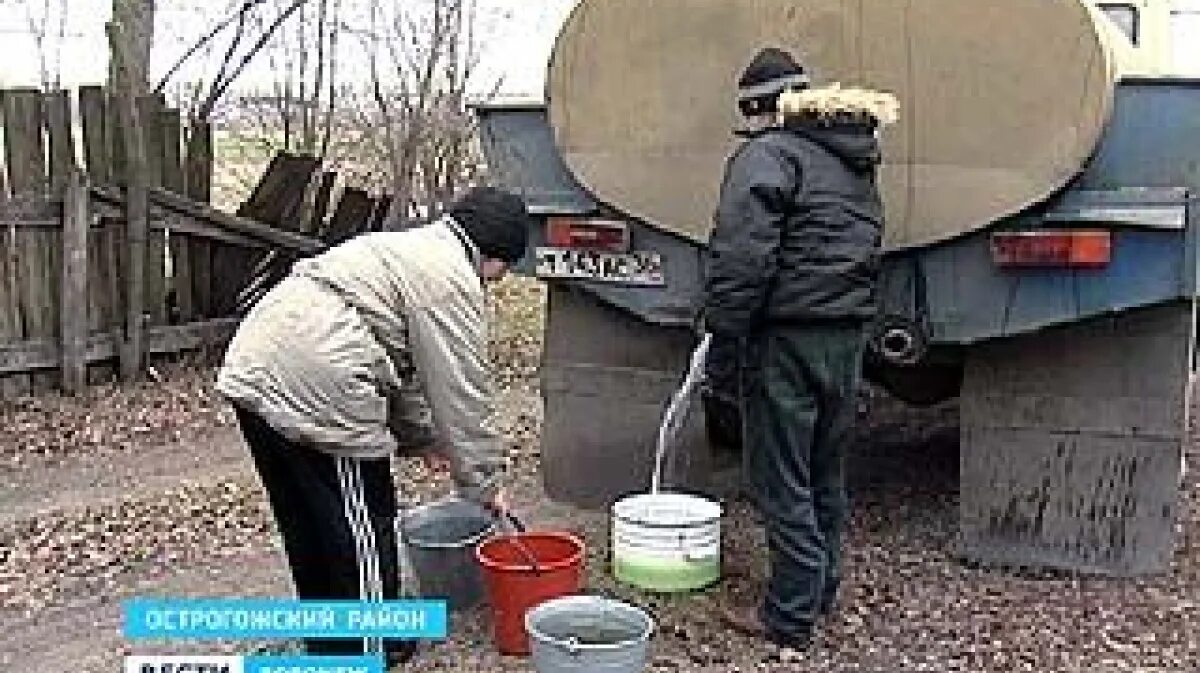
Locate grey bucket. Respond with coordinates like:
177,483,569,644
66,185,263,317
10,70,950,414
526,595,654,673
397,499,496,612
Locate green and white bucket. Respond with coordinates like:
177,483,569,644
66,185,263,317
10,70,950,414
611,492,722,593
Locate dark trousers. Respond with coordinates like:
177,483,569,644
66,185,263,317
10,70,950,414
742,324,865,645
235,408,410,659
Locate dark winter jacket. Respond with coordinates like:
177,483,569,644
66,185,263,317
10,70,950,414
704,96,888,335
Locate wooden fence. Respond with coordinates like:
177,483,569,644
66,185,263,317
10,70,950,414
0,84,408,398
0,87,325,397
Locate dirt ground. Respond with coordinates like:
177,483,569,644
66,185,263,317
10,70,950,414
1,279,1197,672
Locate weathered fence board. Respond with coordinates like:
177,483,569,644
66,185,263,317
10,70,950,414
4,91,53,392
185,121,212,203
190,238,213,319
108,91,127,186
162,108,183,194
61,171,89,393
79,86,110,184
4,89,48,196
370,196,393,232
0,317,240,375
137,95,167,328
45,91,76,194
310,171,337,235
237,153,320,231
0,223,24,396
324,188,375,245
87,222,117,383
0,117,342,394
171,233,194,323
138,95,165,189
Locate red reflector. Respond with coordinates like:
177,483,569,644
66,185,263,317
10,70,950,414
991,231,1111,268
546,218,630,253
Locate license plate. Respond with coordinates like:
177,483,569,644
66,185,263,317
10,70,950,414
535,247,665,286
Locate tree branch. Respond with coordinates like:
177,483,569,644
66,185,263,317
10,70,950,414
153,0,270,94
197,0,310,122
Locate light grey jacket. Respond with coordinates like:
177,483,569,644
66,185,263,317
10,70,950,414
216,218,505,503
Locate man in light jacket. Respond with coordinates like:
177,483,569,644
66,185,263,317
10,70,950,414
216,186,530,665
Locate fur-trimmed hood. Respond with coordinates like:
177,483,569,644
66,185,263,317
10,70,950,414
778,83,900,127
776,83,899,174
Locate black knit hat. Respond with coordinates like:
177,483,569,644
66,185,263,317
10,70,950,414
448,186,532,264
738,47,810,105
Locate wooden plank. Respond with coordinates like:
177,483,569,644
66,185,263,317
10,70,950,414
43,90,75,388
170,233,194,323
0,317,240,374
1,89,55,392
105,217,126,359
79,86,110,184
44,90,77,195
0,123,20,396
141,99,169,330
60,170,89,394
237,153,287,216
108,90,127,186
109,33,150,382
138,95,165,189
3,89,48,196
161,108,183,194
308,171,337,235
184,120,212,203
86,218,114,383
370,195,393,232
90,186,323,253
145,228,167,326
190,238,212,319
157,212,269,249
323,188,375,245
15,223,58,393
0,222,28,396
237,153,320,230
0,219,60,228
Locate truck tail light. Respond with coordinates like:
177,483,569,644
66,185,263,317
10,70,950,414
546,218,631,253
991,230,1111,268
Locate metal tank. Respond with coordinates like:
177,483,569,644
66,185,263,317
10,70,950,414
547,0,1132,249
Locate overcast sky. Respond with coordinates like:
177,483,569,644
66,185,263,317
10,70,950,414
0,0,577,97
0,0,1194,98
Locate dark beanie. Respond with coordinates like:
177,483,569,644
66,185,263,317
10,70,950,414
738,48,810,104
448,186,532,263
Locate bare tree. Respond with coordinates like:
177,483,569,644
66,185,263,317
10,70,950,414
26,0,70,90
367,0,492,226
109,0,156,93
261,0,342,157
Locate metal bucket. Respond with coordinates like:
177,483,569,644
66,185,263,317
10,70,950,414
612,492,722,592
526,595,654,673
397,499,496,611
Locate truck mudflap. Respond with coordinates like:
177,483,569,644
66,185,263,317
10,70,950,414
958,300,1194,575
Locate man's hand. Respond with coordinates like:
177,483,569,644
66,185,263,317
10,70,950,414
485,487,511,519
420,447,451,473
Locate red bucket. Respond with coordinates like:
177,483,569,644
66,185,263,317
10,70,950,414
475,532,585,655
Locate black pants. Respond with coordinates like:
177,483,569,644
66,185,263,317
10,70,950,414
742,324,865,646
236,408,410,659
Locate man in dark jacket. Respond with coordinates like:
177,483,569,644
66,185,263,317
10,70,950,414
705,47,896,651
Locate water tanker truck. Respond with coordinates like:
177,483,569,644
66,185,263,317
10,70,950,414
475,0,1198,575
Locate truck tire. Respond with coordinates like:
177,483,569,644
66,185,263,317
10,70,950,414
863,357,963,407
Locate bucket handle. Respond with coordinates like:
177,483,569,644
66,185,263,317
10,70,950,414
500,510,543,575
539,597,652,657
